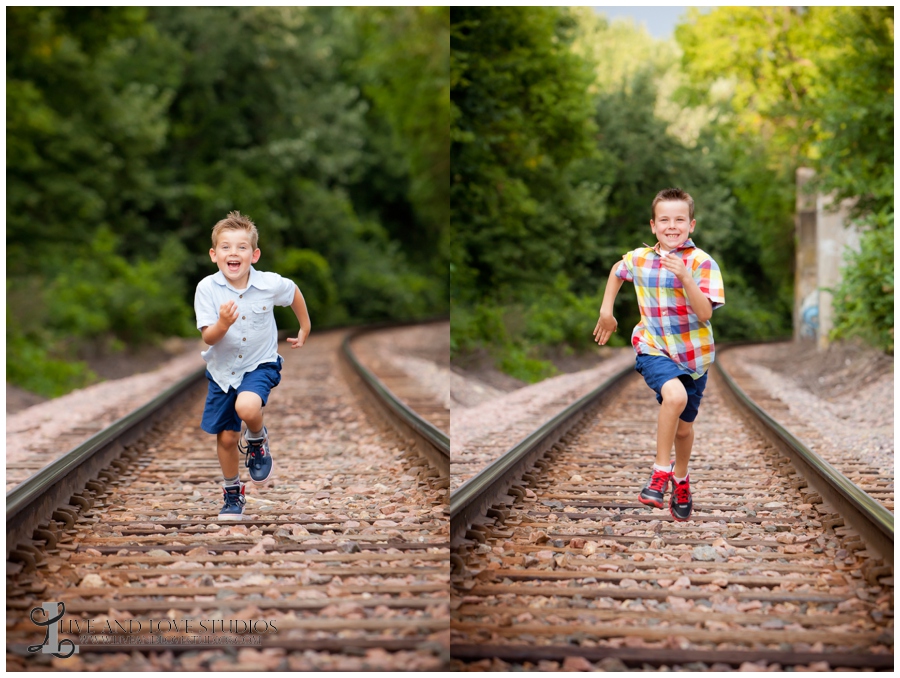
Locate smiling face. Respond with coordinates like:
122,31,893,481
209,228,260,289
650,200,695,251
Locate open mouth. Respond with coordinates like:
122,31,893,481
227,261,241,272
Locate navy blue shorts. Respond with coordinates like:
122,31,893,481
200,360,282,434
634,354,708,423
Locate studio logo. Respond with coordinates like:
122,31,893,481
28,602,79,658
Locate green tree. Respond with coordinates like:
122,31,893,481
451,6,605,302
6,6,171,271
676,6,894,351
809,6,893,217
353,7,450,276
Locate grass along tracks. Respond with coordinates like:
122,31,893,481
449,353,893,671
6,325,450,672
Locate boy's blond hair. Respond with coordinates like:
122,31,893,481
651,188,694,221
211,211,259,249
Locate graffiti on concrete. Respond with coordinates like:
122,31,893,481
800,291,819,339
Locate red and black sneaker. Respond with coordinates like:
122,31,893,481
670,475,693,521
638,467,672,509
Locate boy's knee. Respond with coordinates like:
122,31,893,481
675,421,693,439
218,430,240,446
234,392,263,420
660,379,688,409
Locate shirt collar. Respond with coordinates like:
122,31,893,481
212,266,270,291
643,238,696,256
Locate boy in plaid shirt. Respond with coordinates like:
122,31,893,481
593,188,725,520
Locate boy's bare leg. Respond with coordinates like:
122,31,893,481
656,378,688,467
673,419,694,478
216,430,241,479
235,392,264,435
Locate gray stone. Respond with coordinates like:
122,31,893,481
692,545,718,561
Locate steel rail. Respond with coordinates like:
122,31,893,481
714,354,894,564
341,324,450,478
6,365,208,558
449,364,636,545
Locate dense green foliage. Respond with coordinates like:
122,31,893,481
7,7,449,396
451,7,893,380
830,214,894,353
450,7,610,379
678,6,894,353
451,7,602,300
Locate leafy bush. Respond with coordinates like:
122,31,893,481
523,275,618,350
499,346,558,383
45,228,195,345
270,247,347,329
450,304,509,356
830,214,893,354
711,269,792,343
7,307,97,397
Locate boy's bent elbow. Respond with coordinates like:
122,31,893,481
200,326,220,346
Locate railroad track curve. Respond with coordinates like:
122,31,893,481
449,346,893,671
7,322,450,672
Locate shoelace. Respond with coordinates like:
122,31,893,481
648,470,670,492
245,443,262,470
672,480,691,504
223,489,244,508
240,436,266,466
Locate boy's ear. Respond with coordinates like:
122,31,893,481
209,248,217,261
252,248,261,263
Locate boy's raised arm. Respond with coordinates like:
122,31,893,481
286,286,311,349
660,253,713,323
594,264,624,346
201,301,240,346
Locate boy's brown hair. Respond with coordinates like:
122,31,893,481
211,211,259,249
651,188,694,221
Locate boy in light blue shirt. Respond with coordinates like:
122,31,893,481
194,211,311,520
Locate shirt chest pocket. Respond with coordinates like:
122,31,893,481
249,299,274,330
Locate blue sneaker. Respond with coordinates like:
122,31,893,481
219,483,245,521
239,426,273,484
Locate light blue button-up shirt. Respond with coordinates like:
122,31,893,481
194,266,297,391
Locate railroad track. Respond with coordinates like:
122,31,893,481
7,325,450,672
449,352,634,494
718,350,894,514
449,350,894,671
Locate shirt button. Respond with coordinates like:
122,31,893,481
263,306,266,310
242,316,246,320
239,355,242,358
231,371,235,375
239,294,243,299
243,337,247,341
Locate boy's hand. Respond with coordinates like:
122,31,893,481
593,313,618,346
218,301,239,328
286,329,308,349
660,252,690,283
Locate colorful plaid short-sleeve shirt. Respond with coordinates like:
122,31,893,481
614,238,725,379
